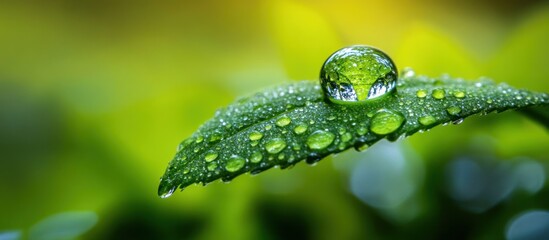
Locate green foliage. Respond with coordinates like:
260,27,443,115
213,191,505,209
158,76,549,197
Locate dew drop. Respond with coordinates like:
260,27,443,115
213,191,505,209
209,134,222,142
418,115,436,126
249,131,263,141
250,141,259,147
370,110,405,135
207,162,218,172
225,155,245,172
265,125,272,130
453,90,465,98
195,135,204,143
160,186,177,199
320,45,398,103
265,138,287,154
276,116,291,127
293,123,308,134
204,152,218,162
250,151,263,163
341,132,352,142
447,106,462,115
416,89,427,98
306,130,335,150
432,89,446,100
327,115,336,121
357,126,368,135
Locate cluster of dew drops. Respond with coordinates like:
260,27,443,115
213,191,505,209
160,45,547,198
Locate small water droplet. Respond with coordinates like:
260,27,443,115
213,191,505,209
432,89,445,99
275,116,291,127
160,186,177,199
419,115,436,126
207,162,218,171
320,45,398,103
341,132,352,142
306,130,335,150
265,138,287,154
370,110,405,135
209,134,222,142
225,155,245,172
278,154,285,160
250,151,263,163
357,126,368,135
416,89,427,98
249,131,263,141
265,125,272,130
453,90,465,98
447,106,462,115
327,115,336,121
204,152,218,162
293,123,308,134
487,99,493,104
250,141,259,147
195,135,204,143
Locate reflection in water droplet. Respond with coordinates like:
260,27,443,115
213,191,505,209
418,116,436,126
276,116,291,127
432,89,445,100
225,156,245,172
370,110,405,135
294,123,308,134
306,130,335,150
265,138,287,154
249,131,263,141
320,45,398,103
416,89,427,98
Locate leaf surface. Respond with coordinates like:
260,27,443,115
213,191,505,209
158,76,549,197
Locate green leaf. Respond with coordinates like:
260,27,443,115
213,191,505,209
158,76,549,197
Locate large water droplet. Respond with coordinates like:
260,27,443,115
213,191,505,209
265,138,287,154
225,155,245,172
320,45,398,103
370,110,405,135
306,130,335,150
276,116,291,127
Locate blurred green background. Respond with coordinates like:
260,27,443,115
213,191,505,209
1,0,549,239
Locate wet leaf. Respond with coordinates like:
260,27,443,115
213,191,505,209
158,76,549,197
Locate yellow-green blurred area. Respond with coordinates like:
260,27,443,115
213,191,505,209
1,0,549,239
